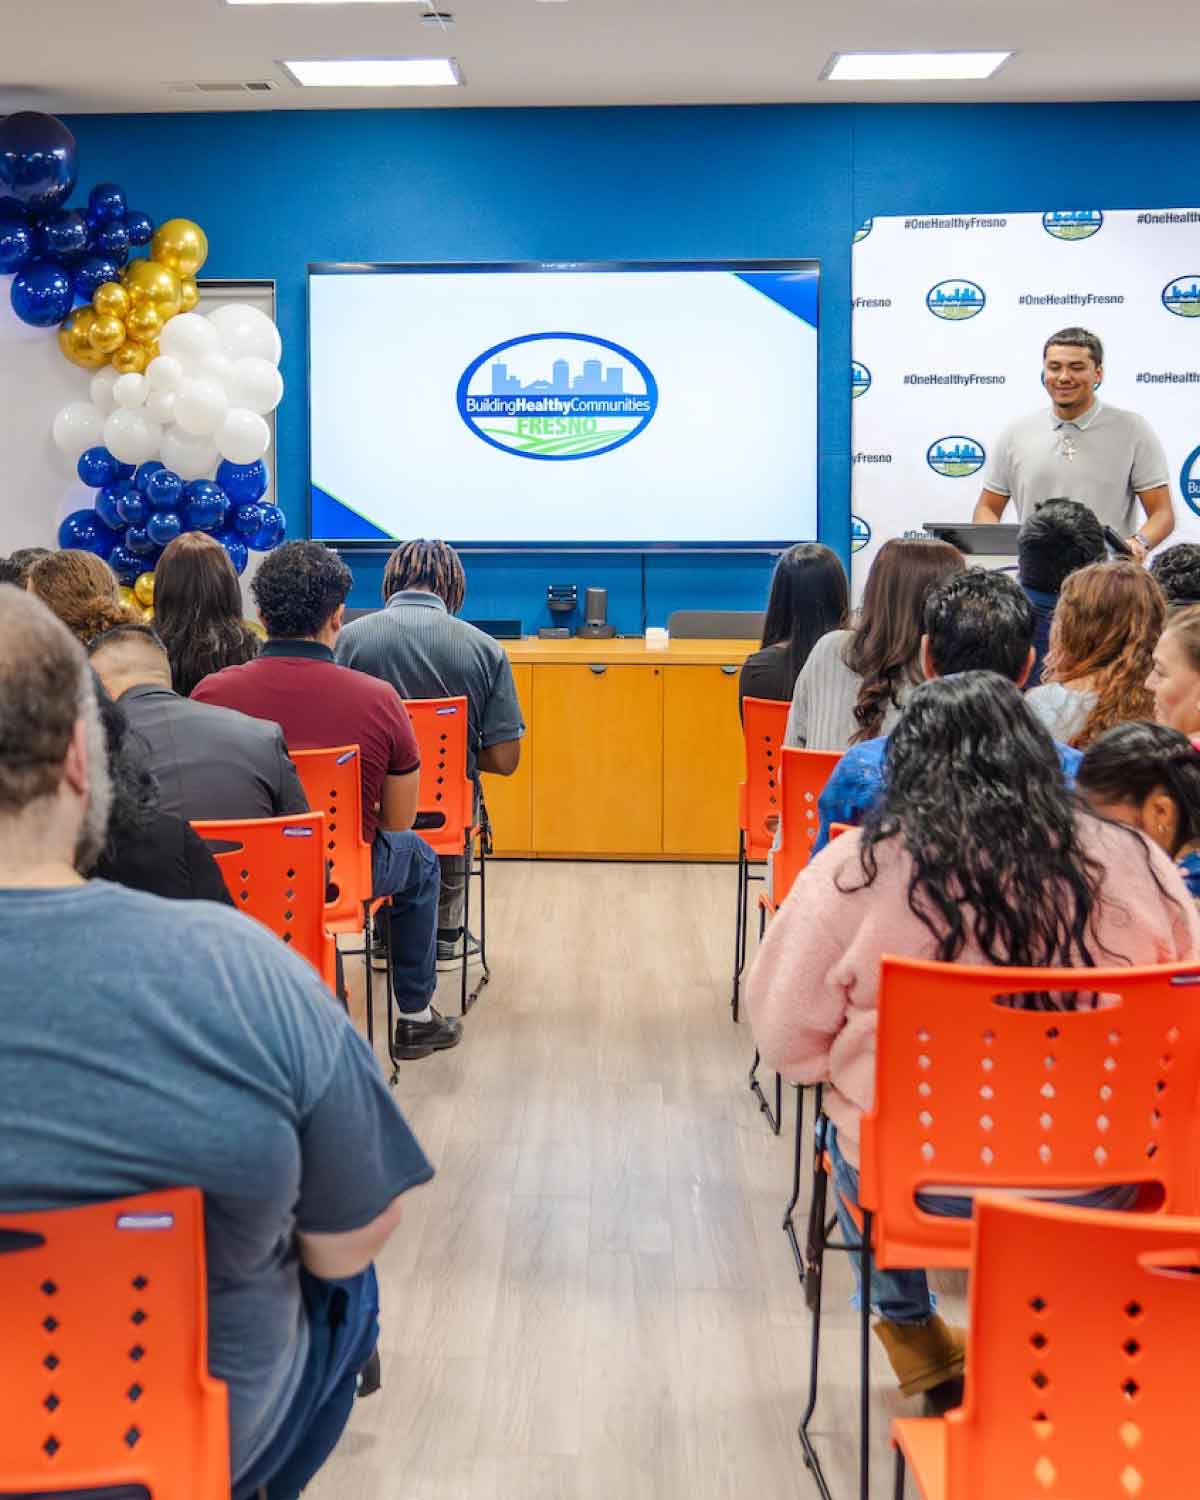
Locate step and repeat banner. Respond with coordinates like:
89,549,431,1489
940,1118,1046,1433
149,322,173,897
850,208,1200,591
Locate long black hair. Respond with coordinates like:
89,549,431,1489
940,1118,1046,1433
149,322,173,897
759,543,850,694
843,672,1110,972
93,674,156,852
1078,721,1200,858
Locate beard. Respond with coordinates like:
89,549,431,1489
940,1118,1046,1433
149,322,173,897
74,692,114,875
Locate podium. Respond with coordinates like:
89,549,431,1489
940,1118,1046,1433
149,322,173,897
922,522,1020,556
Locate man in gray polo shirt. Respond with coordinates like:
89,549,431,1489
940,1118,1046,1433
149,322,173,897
336,540,525,956
973,327,1174,561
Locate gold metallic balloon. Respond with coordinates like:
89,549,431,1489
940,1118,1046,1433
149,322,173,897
134,572,156,610
124,258,182,318
118,585,138,612
111,340,149,375
93,280,130,320
125,303,164,345
150,219,208,278
58,308,108,369
88,314,127,354
179,275,199,313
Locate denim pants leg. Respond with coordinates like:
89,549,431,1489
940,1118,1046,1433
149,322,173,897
371,830,439,1015
437,855,466,933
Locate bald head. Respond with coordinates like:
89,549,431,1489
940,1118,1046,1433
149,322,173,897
88,624,173,700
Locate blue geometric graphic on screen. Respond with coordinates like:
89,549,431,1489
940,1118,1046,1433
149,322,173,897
1042,210,1103,240
490,358,626,395
310,483,393,540
733,270,819,330
926,280,986,320
1163,277,1200,317
927,436,986,477
851,362,871,398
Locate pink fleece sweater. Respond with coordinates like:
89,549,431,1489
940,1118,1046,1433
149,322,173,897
746,819,1200,1166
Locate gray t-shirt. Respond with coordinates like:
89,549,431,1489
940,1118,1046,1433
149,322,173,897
981,400,1170,537
0,881,432,1483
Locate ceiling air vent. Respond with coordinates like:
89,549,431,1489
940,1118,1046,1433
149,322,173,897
166,80,278,94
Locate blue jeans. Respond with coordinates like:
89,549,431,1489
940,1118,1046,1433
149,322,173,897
371,831,439,1015
233,1266,380,1500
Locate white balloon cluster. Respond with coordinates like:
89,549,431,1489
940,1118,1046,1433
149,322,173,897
51,303,283,474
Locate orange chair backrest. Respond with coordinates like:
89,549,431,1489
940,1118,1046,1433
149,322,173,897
828,822,852,841
192,812,336,987
771,747,843,905
738,697,790,860
404,696,474,856
291,745,372,929
946,1193,1200,1497
0,1187,228,1498
860,955,1200,1269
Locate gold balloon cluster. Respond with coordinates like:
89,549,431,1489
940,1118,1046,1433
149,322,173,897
58,218,208,373
119,572,156,620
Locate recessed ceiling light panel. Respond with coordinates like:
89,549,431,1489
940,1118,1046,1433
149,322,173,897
822,51,1013,82
282,57,463,86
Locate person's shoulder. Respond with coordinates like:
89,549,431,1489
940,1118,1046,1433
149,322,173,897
1076,812,1177,887
1000,408,1047,442
840,734,887,770
806,629,853,669
186,690,284,742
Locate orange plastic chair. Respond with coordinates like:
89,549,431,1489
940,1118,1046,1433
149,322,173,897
732,696,790,1021
893,1192,1200,1499
800,954,1200,1500
192,812,338,991
292,745,389,1045
404,696,490,1019
828,821,852,841
0,1186,229,1498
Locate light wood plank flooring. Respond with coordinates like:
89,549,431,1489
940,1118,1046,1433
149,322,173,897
317,861,964,1500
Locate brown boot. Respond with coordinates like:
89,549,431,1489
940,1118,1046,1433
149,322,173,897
873,1315,966,1399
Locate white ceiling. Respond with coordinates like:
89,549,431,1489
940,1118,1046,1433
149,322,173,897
2,0,1199,114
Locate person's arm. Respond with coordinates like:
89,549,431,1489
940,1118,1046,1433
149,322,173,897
298,1196,406,1280
1128,421,1175,559
477,739,521,776
973,489,1009,523
974,427,1012,522
273,732,310,816
811,744,880,857
1129,485,1174,559
477,656,525,775
379,768,420,832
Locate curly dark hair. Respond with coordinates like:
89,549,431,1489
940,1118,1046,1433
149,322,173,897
1017,498,1105,596
251,541,354,638
1150,543,1200,616
923,567,1035,680
154,533,260,697
1078,721,1200,859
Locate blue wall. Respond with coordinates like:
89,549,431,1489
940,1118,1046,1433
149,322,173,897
61,102,1200,629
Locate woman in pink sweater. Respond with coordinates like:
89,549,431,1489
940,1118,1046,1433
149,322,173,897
748,672,1200,1404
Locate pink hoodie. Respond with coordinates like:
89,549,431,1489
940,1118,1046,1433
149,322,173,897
746,819,1200,1166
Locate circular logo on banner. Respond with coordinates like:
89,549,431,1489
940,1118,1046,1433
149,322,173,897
853,218,874,243
1162,277,1200,318
927,436,986,478
1180,447,1200,517
926,280,986,321
851,361,872,399
850,515,872,552
457,332,658,461
1042,210,1103,241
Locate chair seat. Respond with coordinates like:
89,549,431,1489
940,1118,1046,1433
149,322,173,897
892,1417,947,1499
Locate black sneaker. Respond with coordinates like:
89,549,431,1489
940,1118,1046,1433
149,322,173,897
356,1348,382,1399
392,1006,463,1060
370,933,389,972
436,930,482,965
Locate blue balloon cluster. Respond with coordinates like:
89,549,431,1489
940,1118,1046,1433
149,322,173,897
1,114,154,328
64,451,284,577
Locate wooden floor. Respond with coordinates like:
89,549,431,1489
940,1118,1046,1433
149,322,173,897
318,861,965,1500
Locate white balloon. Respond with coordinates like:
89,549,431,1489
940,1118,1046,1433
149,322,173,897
146,354,185,394
216,407,271,465
113,373,148,410
145,389,177,426
161,424,219,482
228,356,284,416
52,401,105,459
208,303,282,365
90,366,120,414
159,311,221,365
174,376,229,438
198,352,235,388
103,409,160,466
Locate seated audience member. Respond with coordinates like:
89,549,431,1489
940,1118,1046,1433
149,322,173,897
154,532,260,697
91,679,232,905
193,542,455,1060
0,587,433,1499
9,545,50,583
813,569,1082,853
88,624,308,822
27,548,131,645
1026,559,1165,748
1016,498,1105,686
748,672,1199,1405
785,538,963,752
335,539,524,960
1078,721,1200,900
1149,603,1200,738
0,556,24,587
1150,542,1200,616
739,543,849,714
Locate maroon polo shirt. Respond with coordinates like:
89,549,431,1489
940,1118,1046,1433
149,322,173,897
192,640,419,842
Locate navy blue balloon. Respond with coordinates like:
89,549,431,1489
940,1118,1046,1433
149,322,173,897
115,461,137,482
57,508,117,558
107,544,142,585
115,489,149,527
87,182,127,225
133,460,165,494
0,213,34,274
72,253,119,299
10,261,73,327
215,458,268,506
124,210,153,247
232,502,264,538
183,480,228,533
146,509,183,548
124,525,157,557
77,446,121,488
0,113,77,212
91,220,130,267
36,208,88,262
94,481,132,531
248,504,287,552
145,467,184,510
214,531,249,576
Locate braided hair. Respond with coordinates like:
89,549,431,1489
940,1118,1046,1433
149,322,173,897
381,540,466,615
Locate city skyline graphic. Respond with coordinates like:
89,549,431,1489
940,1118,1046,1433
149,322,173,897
927,281,986,319
928,437,985,475
1044,209,1103,239
490,357,628,395
1164,279,1200,316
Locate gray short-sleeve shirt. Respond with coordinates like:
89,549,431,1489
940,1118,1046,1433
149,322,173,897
981,400,1170,537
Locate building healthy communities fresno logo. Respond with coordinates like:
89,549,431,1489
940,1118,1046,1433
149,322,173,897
1162,277,1200,318
927,436,986,478
850,515,872,552
457,332,658,461
926,280,986,321
851,362,872,398
1180,447,1200,517
1042,210,1104,240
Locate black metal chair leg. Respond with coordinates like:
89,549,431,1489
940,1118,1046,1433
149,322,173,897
782,1085,806,1282
893,1446,908,1500
731,836,747,1021
748,1049,782,1134
798,1133,832,1500
460,833,471,1017
362,906,374,1048
860,1211,874,1500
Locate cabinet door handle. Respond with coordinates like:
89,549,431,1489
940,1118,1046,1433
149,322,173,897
588,663,607,676
720,664,738,676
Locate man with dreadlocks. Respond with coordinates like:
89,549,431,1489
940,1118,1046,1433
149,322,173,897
337,540,525,961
